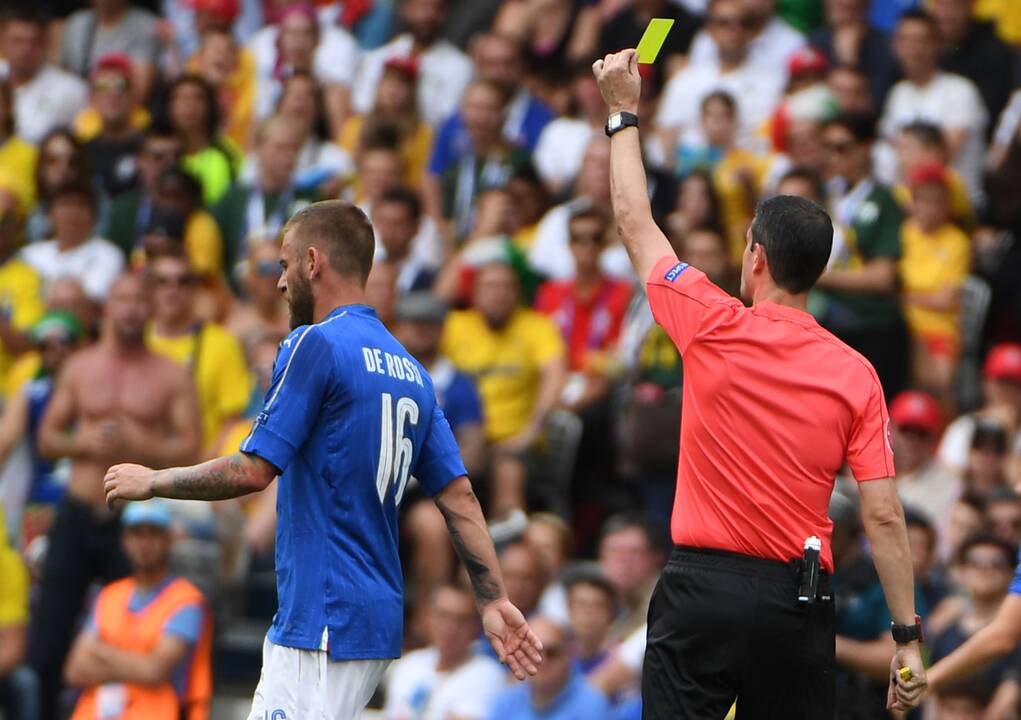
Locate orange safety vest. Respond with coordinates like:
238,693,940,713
71,576,213,720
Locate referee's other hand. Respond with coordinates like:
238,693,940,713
887,644,927,712
592,48,640,115
482,597,543,680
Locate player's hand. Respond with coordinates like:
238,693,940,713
592,49,641,114
886,644,927,711
481,597,543,680
104,463,156,508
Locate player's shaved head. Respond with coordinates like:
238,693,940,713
283,200,376,286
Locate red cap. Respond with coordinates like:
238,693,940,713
890,391,942,434
383,55,419,80
91,52,133,81
187,0,240,24
787,47,828,76
984,343,1021,382
907,161,948,188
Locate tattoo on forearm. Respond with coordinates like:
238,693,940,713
437,495,503,604
160,453,260,500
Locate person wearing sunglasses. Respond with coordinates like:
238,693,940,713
928,534,1021,715
146,250,251,457
77,53,150,198
815,112,907,398
487,616,610,720
690,0,806,74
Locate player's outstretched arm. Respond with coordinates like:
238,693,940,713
104,452,277,506
927,594,1021,693
434,476,543,680
592,49,674,284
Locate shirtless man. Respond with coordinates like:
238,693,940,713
30,273,200,720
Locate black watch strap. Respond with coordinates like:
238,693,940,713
606,111,639,137
891,615,924,644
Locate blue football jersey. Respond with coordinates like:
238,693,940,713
241,305,466,660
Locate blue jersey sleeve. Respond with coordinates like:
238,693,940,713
414,404,467,496
1011,547,1021,595
427,114,462,176
241,326,334,473
443,373,483,432
163,602,203,644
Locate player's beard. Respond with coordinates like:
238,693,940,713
287,269,315,329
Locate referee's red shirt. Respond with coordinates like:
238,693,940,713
647,256,895,572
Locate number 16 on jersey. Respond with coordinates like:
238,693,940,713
375,393,420,505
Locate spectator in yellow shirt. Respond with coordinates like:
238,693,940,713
0,77,37,211
339,57,432,190
0,187,44,392
893,121,975,231
442,260,567,450
899,163,971,408
0,501,32,718
145,251,250,454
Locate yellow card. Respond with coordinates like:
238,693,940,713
636,18,675,64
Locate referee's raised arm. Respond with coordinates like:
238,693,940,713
591,49,674,284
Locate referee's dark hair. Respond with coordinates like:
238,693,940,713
750,195,833,294
283,200,376,286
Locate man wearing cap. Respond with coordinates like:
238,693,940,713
939,343,1021,473
65,499,212,720
0,311,84,545
889,390,959,528
76,54,150,197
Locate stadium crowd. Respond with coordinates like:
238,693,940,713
0,0,1020,717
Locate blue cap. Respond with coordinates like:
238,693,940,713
121,499,172,530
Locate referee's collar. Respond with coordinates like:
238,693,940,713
752,301,815,325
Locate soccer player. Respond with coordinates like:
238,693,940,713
103,200,542,718
593,49,926,717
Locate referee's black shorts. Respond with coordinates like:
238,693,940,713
642,546,835,719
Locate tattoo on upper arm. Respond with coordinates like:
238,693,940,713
165,453,260,500
436,492,502,604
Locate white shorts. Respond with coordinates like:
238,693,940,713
247,636,390,720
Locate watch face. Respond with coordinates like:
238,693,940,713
608,114,622,131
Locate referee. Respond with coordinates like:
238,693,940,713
592,50,927,718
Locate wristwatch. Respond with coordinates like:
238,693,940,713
891,615,924,644
605,111,639,137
